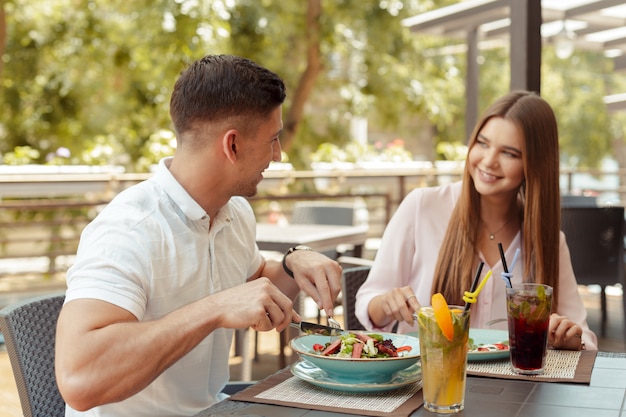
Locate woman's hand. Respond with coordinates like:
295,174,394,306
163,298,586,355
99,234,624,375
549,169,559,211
548,313,585,350
369,287,420,328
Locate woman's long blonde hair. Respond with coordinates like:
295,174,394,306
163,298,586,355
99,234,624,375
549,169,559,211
431,90,561,309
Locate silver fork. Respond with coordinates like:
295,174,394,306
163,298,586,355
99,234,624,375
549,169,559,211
327,316,342,340
327,316,342,330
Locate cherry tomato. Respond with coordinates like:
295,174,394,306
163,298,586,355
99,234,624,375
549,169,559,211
312,343,324,352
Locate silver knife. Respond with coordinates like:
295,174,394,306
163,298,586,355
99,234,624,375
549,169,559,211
290,320,343,336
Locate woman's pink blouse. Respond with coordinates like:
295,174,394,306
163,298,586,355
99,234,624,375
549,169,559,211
355,181,598,350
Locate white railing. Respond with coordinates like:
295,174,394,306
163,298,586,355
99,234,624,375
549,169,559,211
0,165,623,283
1,165,623,202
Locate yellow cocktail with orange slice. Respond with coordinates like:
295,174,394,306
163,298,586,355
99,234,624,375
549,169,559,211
416,293,470,414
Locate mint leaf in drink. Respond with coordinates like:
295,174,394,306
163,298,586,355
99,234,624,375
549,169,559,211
537,284,546,301
520,301,531,319
529,298,551,323
467,338,477,351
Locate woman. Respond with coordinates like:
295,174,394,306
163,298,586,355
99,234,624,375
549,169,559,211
355,90,597,350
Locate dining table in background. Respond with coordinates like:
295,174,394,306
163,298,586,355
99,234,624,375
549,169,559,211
255,223,369,257
197,352,626,417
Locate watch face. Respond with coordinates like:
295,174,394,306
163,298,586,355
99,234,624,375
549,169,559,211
288,245,313,255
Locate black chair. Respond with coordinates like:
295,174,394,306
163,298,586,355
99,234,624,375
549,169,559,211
0,293,66,417
561,206,625,337
341,266,371,331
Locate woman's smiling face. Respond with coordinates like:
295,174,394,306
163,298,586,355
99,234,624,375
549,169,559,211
468,116,525,199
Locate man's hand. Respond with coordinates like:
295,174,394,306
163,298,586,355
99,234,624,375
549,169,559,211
284,250,342,317
212,277,299,332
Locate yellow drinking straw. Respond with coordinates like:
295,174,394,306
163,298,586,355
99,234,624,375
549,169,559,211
463,270,493,305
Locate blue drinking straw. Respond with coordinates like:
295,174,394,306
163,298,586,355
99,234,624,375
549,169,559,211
498,245,520,289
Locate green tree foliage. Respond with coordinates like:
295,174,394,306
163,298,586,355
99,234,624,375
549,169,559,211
0,0,619,171
542,50,613,168
0,0,220,168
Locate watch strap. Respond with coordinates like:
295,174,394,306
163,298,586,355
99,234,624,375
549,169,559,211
282,245,313,278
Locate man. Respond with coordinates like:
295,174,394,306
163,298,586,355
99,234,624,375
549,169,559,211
55,54,342,416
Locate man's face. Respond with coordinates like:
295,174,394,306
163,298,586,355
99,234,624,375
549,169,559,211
234,106,283,198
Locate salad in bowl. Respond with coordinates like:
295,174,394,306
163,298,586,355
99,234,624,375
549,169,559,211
290,331,420,383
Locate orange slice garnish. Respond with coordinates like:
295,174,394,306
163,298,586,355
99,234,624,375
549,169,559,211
432,292,454,341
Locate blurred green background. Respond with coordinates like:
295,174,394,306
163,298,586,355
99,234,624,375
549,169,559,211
0,0,622,172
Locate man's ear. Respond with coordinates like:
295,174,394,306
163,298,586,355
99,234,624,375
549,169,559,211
222,129,239,164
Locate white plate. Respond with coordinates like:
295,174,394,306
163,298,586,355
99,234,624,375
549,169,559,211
291,359,422,393
468,329,510,361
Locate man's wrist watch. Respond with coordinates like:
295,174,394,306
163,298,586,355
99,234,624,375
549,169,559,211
282,245,313,278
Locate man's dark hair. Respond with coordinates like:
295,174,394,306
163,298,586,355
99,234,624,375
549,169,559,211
169,54,286,136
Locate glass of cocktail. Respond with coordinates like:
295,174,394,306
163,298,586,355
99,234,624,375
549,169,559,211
416,301,470,414
506,283,553,375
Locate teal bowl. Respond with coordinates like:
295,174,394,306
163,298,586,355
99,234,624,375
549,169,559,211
290,332,420,383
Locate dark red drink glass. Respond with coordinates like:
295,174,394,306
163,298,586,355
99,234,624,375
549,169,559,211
506,283,553,375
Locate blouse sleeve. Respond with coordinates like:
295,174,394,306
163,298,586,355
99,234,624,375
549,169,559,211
558,231,599,350
355,183,458,332
355,189,421,331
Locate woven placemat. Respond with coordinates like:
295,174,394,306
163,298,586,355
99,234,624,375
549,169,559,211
467,349,597,383
230,367,424,417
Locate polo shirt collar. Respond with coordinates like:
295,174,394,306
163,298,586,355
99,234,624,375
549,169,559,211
154,157,208,222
